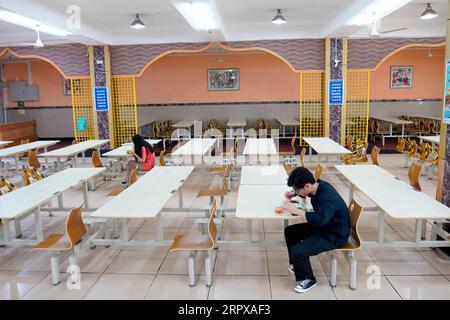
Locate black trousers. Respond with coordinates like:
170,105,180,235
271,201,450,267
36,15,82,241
284,223,340,281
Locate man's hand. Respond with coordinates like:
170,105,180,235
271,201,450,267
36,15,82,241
284,190,296,200
281,200,305,217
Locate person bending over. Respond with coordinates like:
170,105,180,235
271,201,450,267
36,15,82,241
124,134,155,185
281,167,350,293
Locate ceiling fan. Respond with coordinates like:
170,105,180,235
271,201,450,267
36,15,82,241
365,13,408,38
0,25,46,47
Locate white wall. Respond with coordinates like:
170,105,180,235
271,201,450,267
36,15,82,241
369,101,442,118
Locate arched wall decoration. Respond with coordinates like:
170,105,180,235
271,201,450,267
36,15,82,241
110,39,326,76
348,37,445,70
0,44,90,78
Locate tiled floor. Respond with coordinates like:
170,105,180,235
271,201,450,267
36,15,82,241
1,152,450,300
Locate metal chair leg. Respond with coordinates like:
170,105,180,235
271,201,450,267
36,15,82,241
205,251,212,287
188,251,196,287
348,251,357,290
50,254,61,285
330,252,337,288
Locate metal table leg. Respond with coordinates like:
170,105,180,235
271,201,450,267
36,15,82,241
377,210,385,245
247,220,253,242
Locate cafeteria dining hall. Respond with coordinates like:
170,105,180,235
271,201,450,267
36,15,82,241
1,0,450,307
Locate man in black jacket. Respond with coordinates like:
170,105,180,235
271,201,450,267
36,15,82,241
281,167,350,293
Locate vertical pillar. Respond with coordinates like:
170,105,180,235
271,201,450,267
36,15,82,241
88,46,115,148
326,38,347,143
437,1,450,205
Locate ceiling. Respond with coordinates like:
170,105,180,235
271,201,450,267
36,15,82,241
0,0,446,47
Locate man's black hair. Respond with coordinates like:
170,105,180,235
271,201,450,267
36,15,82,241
287,167,316,189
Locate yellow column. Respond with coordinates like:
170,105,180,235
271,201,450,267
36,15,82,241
324,38,330,137
436,1,450,202
340,38,348,145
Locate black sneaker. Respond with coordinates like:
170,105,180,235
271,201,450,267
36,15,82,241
294,277,317,293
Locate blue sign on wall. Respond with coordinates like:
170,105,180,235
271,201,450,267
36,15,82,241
77,117,87,131
329,79,344,105
94,86,109,111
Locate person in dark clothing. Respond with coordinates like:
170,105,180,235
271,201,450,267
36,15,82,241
281,167,350,293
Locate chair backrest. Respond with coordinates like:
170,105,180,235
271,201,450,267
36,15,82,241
159,150,166,166
347,199,363,249
300,147,306,167
72,139,78,145
0,177,16,195
314,164,324,180
22,167,43,186
419,143,431,161
396,137,405,153
371,146,380,166
65,204,87,248
27,149,41,170
408,163,422,191
346,136,354,147
129,168,138,185
290,136,296,153
207,200,218,247
20,138,29,145
373,121,380,133
91,150,103,168
408,140,418,156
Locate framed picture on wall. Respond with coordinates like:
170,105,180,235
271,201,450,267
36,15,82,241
63,78,72,96
208,69,240,91
390,66,413,88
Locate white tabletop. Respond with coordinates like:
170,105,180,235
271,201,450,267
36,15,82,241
240,166,288,185
0,140,60,158
171,138,216,156
172,120,196,128
236,185,304,220
227,120,247,127
243,138,278,155
277,118,299,126
103,145,135,158
420,135,440,145
0,168,105,219
335,165,450,219
371,117,413,125
0,141,12,147
122,139,161,147
40,140,109,158
303,137,351,155
91,166,194,219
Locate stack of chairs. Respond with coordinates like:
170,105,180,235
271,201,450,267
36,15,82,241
204,119,225,136
341,139,368,165
152,121,174,139
252,118,272,136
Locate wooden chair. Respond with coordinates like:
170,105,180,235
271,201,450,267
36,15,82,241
330,199,363,290
91,150,114,182
72,139,78,145
396,137,406,153
159,149,178,166
299,147,306,167
344,143,368,165
33,204,87,285
408,163,422,191
27,149,41,170
22,167,43,186
197,167,230,209
0,177,17,195
371,146,380,166
108,168,137,196
169,200,217,287
314,164,324,180
404,139,419,167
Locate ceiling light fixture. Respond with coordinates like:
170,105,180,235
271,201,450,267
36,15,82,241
272,9,286,24
130,14,147,29
420,3,438,20
0,10,71,36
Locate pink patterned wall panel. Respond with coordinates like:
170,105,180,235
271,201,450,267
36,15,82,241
0,44,89,77
348,37,445,69
110,42,210,75
224,39,325,70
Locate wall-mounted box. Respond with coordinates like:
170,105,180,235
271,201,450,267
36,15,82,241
9,81,39,102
